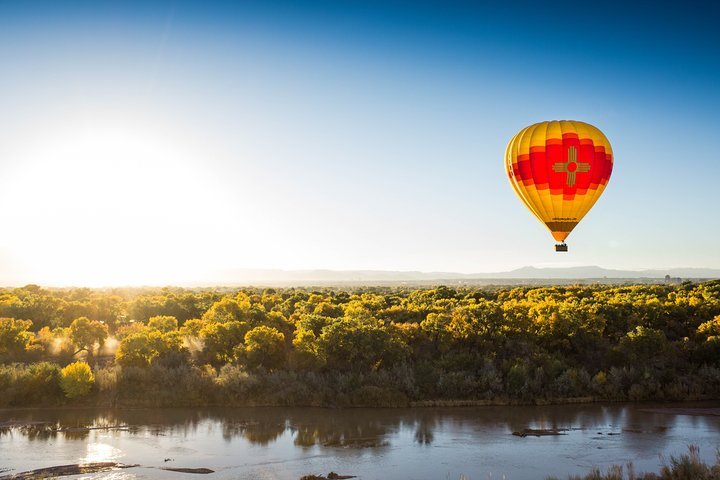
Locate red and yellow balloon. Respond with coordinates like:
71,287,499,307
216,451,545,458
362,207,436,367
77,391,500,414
505,120,613,251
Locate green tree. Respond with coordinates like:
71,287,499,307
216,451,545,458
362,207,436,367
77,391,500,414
243,326,286,370
619,326,669,364
318,317,408,372
198,321,248,366
148,315,179,333
3,287,62,330
294,313,331,336
291,328,325,370
420,312,451,352
313,302,343,318
67,317,108,359
116,330,159,367
0,317,33,362
203,297,253,324
179,318,204,337
697,315,720,339
115,329,185,367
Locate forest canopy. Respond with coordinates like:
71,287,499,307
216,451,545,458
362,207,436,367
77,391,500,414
1,281,720,407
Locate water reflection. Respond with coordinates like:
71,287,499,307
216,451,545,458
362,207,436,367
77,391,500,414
413,416,435,445
82,442,123,463
221,418,286,445
2,402,720,478
289,410,393,448
20,423,59,441
2,404,718,448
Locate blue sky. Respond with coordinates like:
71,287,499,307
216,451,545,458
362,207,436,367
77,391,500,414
0,0,719,285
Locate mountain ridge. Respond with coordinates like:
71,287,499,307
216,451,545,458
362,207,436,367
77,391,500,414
212,266,720,284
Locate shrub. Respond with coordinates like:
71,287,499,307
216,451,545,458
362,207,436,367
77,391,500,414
24,362,64,403
94,365,118,394
347,385,408,407
116,364,215,406
0,362,63,406
60,361,95,398
506,362,529,396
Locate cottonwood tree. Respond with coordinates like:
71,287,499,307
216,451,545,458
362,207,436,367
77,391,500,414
67,317,108,361
243,326,286,370
0,317,33,362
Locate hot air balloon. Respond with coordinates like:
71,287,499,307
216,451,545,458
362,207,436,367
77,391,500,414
505,120,613,251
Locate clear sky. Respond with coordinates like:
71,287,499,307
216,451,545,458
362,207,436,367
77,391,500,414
1,0,719,286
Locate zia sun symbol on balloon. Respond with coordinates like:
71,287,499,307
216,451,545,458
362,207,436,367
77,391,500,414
551,146,590,187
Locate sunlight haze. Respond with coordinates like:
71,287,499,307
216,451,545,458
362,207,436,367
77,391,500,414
1,0,719,285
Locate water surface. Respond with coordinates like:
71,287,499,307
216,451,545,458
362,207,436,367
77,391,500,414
1,403,719,479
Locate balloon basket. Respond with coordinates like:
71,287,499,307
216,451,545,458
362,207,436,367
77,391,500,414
555,243,568,252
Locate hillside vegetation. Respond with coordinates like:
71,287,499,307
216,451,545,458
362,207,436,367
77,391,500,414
1,281,720,407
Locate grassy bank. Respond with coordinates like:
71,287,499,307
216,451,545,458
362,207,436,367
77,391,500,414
547,445,720,480
2,361,720,408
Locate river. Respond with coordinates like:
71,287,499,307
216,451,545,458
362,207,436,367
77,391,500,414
1,403,719,479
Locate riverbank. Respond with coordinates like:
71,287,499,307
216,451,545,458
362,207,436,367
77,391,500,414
547,445,720,480
3,399,720,417
3,360,720,409
410,396,596,407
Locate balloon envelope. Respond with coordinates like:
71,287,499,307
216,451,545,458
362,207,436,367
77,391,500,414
505,120,613,245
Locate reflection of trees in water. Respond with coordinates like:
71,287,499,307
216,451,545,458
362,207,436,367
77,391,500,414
288,409,401,449
6,404,718,459
413,416,435,445
293,420,388,448
3,422,90,441
3,408,207,441
497,404,621,433
22,423,59,441
6,405,622,446
116,409,204,438
61,426,91,440
619,407,674,454
221,419,286,445
207,408,398,448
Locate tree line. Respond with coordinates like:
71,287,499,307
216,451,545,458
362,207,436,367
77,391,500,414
1,281,720,406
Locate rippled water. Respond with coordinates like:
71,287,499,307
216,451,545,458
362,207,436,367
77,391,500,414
1,403,719,479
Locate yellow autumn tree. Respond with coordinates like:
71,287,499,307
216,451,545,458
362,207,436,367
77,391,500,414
60,361,94,398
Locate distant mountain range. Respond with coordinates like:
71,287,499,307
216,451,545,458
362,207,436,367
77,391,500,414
481,266,720,279
212,266,720,286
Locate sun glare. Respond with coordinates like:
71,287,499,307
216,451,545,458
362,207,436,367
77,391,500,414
0,118,234,286
82,442,123,463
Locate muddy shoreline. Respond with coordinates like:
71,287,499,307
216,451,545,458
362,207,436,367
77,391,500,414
3,395,719,411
